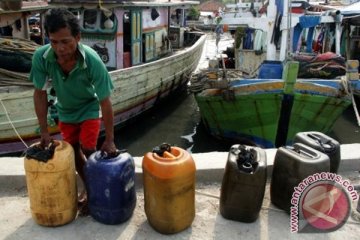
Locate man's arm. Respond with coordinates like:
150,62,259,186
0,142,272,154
100,96,117,154
33,88,52,147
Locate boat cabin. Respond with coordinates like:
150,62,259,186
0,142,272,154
49,0,198,71
219,0,348,78
0,0,49,43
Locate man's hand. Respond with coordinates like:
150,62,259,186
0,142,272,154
40,132,53,149
99,97,116,155
100,139,117,155
34,89,52,149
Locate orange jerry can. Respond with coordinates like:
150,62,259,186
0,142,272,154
142,143,196,234
24,140,77,226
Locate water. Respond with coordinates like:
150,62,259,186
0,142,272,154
106,33,360,156
108,91,235,156
108,90,360,157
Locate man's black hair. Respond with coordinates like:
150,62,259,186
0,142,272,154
44,8,80,37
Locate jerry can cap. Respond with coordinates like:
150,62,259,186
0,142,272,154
231,144,259,173
24,141,58,162
152,143,181,160
94,149,128,161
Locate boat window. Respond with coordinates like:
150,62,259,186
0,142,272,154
69,10,81,20
80,9,117,34
143,32,156,62
100,11,116,30
151,8,159,21
83,9,97,30
28,14,40,26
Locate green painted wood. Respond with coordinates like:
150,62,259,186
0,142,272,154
195,68,351,148
275,61,299,147
283,61,299,95
195,92,282,147
286,93,351,144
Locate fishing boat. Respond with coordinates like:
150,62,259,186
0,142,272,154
340,1,360,125
190,0,359,148
0,0,206,155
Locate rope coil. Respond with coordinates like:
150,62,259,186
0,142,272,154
0,98,28,148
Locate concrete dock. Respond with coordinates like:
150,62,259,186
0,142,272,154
1,144,360,239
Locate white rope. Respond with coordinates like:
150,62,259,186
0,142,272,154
352,94,360,127
343,74,360,127
0,99,29,148
195,190,219,199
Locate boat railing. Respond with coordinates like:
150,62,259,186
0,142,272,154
189,68,246,93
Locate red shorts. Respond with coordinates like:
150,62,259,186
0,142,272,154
58,119,101,150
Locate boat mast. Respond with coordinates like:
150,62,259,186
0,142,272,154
279,0,289,61
334,10,342,55
266,0,277,60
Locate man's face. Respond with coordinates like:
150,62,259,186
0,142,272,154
48,27,80,61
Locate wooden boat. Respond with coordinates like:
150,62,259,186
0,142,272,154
190,0,359,148
0,0,206,155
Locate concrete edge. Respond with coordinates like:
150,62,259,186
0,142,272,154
1,143,360,191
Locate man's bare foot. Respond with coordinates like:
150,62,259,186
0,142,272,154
77,190,89,216
78,203,90,217
78,191,87,206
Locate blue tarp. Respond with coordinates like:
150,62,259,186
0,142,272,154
276,0,283,14
298,15,321,28
293,15,321,52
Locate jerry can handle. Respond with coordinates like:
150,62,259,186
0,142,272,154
98,149,128,160
307,133,336,152
162,151,177,159
307,133,322,141
290,143,320,159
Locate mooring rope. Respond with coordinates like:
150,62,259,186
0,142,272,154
342,74,360,127
0,99,29,148
352,94,360,127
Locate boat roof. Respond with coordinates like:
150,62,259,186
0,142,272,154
340,2,360,16
49,0,200,8
336,1,360,25
309,0,360,17
0,0,50,14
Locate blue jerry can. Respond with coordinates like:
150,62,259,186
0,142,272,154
85,150,136,224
